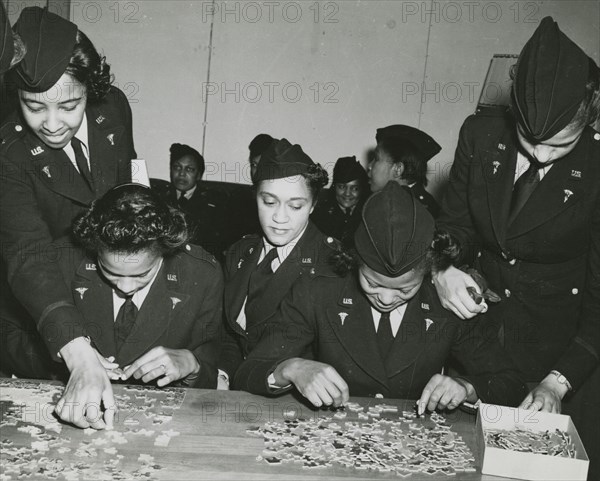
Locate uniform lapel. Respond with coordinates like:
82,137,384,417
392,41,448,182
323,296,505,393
384,287,447,379
117,261,188,365
224,239,262,334
482,129,517,246
71,260,117,357
507,145,588,238
325,281,388,388
86,104,126,194
24,134,95,206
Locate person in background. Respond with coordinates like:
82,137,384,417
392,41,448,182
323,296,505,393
218,138,338,387
0,1,25,74
248,133,275,183
0,7,135,429
311,156,369,248
369,125,441,218
433,17,600,479
157,143,226,259
234,182,527,411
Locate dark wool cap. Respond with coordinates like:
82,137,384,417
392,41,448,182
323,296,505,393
1,2,14,74
12,7,77,92
333,156,368,184
354,181,434,278
513,16,595,141
254,138,315,182
375,125,441,162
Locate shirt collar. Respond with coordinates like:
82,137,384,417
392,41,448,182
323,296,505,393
74,113,89,149
262,223,308,265
178,184,197,199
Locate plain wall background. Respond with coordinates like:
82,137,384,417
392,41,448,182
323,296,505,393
6,0,600,197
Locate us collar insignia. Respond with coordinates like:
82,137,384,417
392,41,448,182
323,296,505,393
421,303,430,311
342,298,353,305
497,143,506,151
167,274,177,282
107,133,115,145
85,263,97,270
31,146,44,156
425,318,434,331
563,189,573,203
96,115,105,124
42,166,51,178
570,170,582,179
170,297,182,309
338,312,348,326
75,287,88,300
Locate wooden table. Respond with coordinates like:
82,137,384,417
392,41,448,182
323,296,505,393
0,378,519,480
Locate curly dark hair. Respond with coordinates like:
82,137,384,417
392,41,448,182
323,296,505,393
303,163,329,203
65,30,112,102
330,229,460,277
73,184,189,256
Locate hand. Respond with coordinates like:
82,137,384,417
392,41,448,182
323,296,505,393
56,337,116,430
93,351,126,381
519,375,568,413
418,374,475,414
433,266,487,319
122,346,200,387
276,358,349,408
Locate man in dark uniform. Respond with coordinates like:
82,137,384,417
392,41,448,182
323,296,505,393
234,182,526,410
0,8,134,429
369,125,441,217
218,138,338,385
155,143,226,258
311,156,369,248
434,17,600,479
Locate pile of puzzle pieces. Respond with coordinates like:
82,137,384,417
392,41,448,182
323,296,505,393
484,427,577,458
247,401,477,476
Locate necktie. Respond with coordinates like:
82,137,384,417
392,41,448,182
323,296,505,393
71,138,93,189
115,297,138,352
508,161,541,225
377,311,394,359
244,248,279,324
178,194,189,210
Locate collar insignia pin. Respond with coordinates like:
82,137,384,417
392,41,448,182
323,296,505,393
497,143,506,151
107,133,115,145
570,170,581,179
75,287,88,300
563,189,573,203
170,297,182,309
42,166,51,178
237,259,243,269
167,274,177,281
342,298,353,305
492,160,501,175
96,115,105,124
421,303,430,311
248,247,254,255
85,263,96,270
425,318,434,331
31,146,44,156
301,258,312,264
338,312,348,326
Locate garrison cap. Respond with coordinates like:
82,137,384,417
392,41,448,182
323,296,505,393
354,181,434,278
254,138,316,183
1,1,14,74
376,125,441,162
332,156,368,185
12,6,77,92
512,16,596,141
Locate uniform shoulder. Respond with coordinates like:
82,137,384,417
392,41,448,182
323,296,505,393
178,243,220,270
462,109,513,132
0,116,28,154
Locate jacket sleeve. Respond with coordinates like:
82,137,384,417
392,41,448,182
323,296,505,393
436,115,482,265
232,275,317,395
189,263,225,389
554,188,600,389
0,170,88,360
112,86,137,163
451,316,528,406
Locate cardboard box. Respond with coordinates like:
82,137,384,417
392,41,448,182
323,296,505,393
477,404,589,481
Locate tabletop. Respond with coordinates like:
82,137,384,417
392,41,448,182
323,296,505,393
0,378,520,480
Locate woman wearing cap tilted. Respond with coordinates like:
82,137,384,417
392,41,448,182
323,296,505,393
311,156,369,248
218,138,338,385
0,7,135,429
234,182,526,410
433,17,600,475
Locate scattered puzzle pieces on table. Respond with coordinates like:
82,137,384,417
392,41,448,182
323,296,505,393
485,427,577,458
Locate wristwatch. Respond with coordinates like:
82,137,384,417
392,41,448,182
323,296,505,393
549,370,573,392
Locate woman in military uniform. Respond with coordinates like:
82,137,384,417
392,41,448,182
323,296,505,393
218,138,338,385
234,182,526,411
0,7,135,429
311,156,369,248
433,17,600,478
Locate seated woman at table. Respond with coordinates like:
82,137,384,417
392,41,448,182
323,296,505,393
234,182,527,411
218,138,337,386
65,183,223,390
